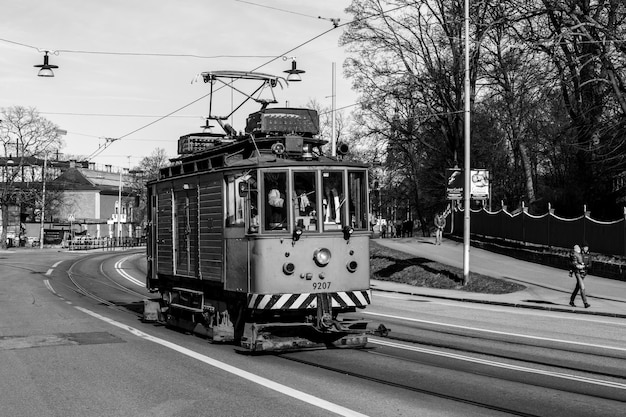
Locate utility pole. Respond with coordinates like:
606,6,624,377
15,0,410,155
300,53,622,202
40,155,47,249
117,168,122,245
463,0,471,285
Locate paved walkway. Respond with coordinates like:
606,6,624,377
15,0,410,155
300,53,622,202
372,236,626,319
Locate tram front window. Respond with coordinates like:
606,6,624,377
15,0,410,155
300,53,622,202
322,171,345,230
349,170,368,230
264,171,288,231
293,171,317,231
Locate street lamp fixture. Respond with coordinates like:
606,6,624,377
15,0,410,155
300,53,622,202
34,51,59,77
283,58,305,82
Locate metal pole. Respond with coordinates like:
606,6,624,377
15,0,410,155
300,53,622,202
463,0,471,285
117,168,122,245
331,62,337,157
40,154,47,249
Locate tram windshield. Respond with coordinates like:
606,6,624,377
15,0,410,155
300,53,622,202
256,168,368,234
293,171,318,231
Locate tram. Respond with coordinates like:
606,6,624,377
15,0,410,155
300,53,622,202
145,71,373,352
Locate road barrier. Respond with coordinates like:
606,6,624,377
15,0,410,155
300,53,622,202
67,237,145,251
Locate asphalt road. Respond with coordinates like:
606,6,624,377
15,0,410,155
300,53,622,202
1,247,625,416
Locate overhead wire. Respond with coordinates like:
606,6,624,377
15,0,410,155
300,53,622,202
2,1,419,161
86,25,342,161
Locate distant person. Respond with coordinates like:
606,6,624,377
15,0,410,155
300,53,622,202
434,211,446,245
569,244,590,308
381,222,387,238
406,219,414,237
581,242,592,277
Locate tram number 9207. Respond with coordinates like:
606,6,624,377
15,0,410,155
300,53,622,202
313,282,332,291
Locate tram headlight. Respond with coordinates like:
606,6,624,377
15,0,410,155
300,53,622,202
347,260,358,273
313,248,332,267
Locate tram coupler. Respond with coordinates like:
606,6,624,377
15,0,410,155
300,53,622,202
369,323,391,337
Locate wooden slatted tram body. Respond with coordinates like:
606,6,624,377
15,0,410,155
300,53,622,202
145,106,373,352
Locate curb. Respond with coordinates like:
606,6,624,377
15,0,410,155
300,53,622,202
372,287,626,319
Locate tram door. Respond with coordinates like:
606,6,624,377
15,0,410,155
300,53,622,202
174,188,198,277
224,174,251,291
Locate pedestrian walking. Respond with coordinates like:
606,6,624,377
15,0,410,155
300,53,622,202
569,244,590,308
581,242,592,276
434,211,445,245
396,220,404,238
381,222,387,239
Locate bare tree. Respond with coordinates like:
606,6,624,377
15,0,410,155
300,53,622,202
127,148,170,230
1,106,64,249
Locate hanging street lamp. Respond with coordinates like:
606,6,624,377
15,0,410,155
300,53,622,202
34,51,59,77
283,58,305,82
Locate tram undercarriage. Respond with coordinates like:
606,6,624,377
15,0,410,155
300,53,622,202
143,290,371,353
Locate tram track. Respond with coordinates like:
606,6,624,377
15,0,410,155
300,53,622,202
277,331,626,416
17,250,149,317
378,327,626,381
278,347,543,417
65,252,149,317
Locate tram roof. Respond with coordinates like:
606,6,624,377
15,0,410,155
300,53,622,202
154,134,367,182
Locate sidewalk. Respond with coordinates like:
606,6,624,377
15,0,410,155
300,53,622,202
372,236,626,319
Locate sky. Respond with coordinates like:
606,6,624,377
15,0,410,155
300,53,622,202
0,0,358,170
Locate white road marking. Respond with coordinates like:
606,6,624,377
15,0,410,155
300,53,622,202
74,306,369,417
45,268,54,276
52,261,63,268
363,311,626,353
43,279,56,294
114,256,145,287
370,337,626,390
373,292,626,326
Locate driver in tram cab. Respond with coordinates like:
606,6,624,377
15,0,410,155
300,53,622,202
267,187,286,228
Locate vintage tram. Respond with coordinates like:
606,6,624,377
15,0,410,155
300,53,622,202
145,71,373,352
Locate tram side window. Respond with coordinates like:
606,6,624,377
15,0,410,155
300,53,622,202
349,171,368,230
293,171,317,231
264,171,288,231
322,171,345,230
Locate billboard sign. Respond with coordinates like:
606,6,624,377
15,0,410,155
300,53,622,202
471,169,490,200
446,168,463,200
447,168,490,200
